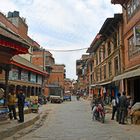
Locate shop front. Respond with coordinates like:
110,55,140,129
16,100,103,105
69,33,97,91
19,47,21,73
0,25,29,121
113,67,140,104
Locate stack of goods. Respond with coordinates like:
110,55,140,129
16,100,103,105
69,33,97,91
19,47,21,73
0,88,9,121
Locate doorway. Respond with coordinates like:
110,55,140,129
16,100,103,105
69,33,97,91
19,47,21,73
134,77,140,103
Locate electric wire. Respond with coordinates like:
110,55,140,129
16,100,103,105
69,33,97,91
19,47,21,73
45,47,89,52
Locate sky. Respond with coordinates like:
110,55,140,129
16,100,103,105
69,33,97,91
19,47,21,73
0,0,122,80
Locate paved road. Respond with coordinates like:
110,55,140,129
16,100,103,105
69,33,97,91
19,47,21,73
5,96,140,140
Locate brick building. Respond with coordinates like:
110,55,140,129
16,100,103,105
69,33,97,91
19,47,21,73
64,78,73,92
111,0,140,103
76,54,89,95
0,11,30,102
32,49,65,97
86,14,123,101
0,11,48,100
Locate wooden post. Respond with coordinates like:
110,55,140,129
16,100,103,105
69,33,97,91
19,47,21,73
4,64,11,105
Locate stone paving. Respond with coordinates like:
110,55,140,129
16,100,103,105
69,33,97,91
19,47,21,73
3,97,140,140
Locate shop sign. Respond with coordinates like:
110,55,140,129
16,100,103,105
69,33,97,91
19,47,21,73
134,26,140,47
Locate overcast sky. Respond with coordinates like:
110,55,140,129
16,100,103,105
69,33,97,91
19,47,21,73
0,0,122,80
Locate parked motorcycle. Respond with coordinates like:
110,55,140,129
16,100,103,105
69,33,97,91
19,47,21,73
93,103,105,123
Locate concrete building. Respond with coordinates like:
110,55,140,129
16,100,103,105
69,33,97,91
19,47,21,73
111,0,140,103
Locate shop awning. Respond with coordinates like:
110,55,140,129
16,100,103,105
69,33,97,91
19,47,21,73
90,81,112,88
113,68,140,81
90,84,97,87
98,81,112,86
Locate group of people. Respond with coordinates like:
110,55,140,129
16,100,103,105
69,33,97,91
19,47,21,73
91,92,133,124
111,91,133,124
7,89,25,123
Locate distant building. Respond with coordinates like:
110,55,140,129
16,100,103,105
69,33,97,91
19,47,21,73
32,49,65,97
76,54,89,95
64,78,73,92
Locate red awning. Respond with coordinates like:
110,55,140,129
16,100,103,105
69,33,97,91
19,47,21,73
10,60,48,76
0,39,28,55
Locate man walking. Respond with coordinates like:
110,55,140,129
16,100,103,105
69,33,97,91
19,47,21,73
116,92,121,122
7,90,17,120
17,89,25,123
119,91,127,124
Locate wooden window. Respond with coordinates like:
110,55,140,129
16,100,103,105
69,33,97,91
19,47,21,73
108,41,111,56
103,46,105,59
128,36,140,59
96,70,98,82
127,0,140,19
99,48,102,63
108,61,112,77
104,65,106,79
96,53,98,65
113,32,117,49
114,57,119,75
100,67,102,81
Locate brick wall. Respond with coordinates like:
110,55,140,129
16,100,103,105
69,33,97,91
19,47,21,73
0,12,18,34
123,5,140,70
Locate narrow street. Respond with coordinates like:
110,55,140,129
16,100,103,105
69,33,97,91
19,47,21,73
5,97,140,140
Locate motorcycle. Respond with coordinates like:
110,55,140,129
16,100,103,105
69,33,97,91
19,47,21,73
93,103,105,123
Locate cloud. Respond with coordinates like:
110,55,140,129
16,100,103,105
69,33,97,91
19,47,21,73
0,0,122,79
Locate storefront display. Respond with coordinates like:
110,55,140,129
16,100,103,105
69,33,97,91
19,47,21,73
0,88,9,121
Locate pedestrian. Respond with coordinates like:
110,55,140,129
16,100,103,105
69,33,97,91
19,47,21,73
119,91,127,124
7,90,17,120
17,89,25,123
116,92,121,122
111,97,117,120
